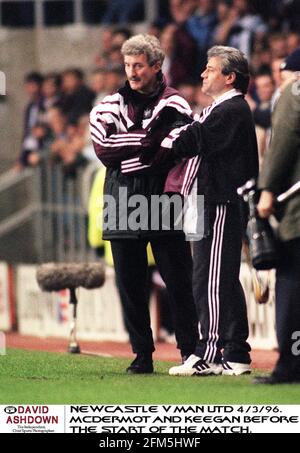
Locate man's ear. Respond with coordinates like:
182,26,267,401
153,61,161,73
226,72,236,86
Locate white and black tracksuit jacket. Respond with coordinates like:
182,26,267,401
89,76,194,239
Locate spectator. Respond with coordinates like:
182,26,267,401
108,45,125,67
47,105,67,140
253,72,274,123
282,0,300,32
147,19,168,39
51,117,87,177
90,68,108,105
186,0,218,72
21,122,52,168
104,65,125,94
287,32,300,55
111,28,132,48
17,72,45,169
40,73,62,128
214,0,238,46
268,33,287,59
94,28,114,67
42,73,61,111
168,0,198,24
60,68,95,124
160,20,199,86
227,0,267,58
160,24,177,85
250,47,272,74
252,72,275,163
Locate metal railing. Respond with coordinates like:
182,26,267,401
0,159,100,263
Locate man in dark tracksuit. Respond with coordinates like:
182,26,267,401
90,34,198,373
166,46,259,376
255,49,300,384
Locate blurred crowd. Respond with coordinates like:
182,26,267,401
16,64,125,176
15,0,300,173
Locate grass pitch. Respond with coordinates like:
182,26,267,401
0,349,300,404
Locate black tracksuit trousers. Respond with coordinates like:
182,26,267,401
193,203,251,364
110,235,198,357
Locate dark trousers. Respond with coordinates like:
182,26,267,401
193,203,251,364
110,235,198,356
273,238,300,379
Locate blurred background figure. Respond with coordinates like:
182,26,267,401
41,73,62,112
185,0,218,72
16,72,44,169
252,71,275,164
255,48,300,385
89,68,108,105
60,68,95,124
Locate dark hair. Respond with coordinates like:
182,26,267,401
44,72,61,89
254,67,272,77
113,27,132,40
217,0,233,7
62,68,84,81
24,72,44,85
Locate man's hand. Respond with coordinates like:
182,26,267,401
257,190,275,218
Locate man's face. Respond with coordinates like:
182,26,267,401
62,73,81,94
255,75,274,102
24,81,41,98
201,56,234,98
124,53,160,94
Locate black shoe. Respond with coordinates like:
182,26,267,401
126,354,153,374
253,374,300,384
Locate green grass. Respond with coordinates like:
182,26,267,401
0,348,300,404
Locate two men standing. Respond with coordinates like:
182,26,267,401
90,35,258,376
